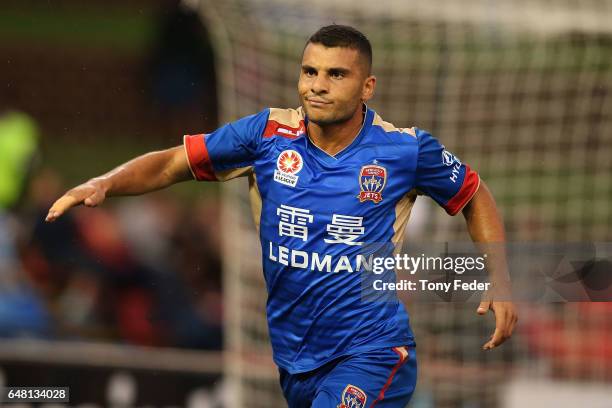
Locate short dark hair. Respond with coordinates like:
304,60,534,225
307,25,372,73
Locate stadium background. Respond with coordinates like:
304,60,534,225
0,0,611,406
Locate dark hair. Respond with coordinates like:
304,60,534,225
307,25,372,73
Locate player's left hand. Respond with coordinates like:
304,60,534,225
477,300,517,350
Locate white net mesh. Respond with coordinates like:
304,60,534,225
195,0,612,406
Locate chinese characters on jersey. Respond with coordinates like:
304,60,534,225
277,205,365,245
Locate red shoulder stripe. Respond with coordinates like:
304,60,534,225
183,134,217,181
444,165,480,215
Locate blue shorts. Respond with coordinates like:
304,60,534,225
279,346,417,408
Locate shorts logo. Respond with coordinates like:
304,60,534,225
274,150,303,187
338,384,367,408
358,165,387,204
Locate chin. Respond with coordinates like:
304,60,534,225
308,115,337,126
304,108,346,126
303,107,326,123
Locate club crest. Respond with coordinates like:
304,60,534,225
337,384,367,408
358,165,387,204
274,150,303,187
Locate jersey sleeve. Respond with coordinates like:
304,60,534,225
183,109,270,181
414,128,480,215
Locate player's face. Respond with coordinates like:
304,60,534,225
298,43,375,126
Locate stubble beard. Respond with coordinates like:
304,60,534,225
303,99,361,127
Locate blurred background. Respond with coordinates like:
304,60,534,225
0,0,611,407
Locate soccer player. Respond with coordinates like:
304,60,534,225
47,25,517,408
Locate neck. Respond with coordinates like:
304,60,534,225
307,107,365,157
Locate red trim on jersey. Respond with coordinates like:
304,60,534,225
370,347,409,408
184,134,217,181
263,120,305,139
444,165,480,216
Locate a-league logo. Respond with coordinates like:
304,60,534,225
277,150,303,174
274,150,303,187
358,165,387,204
337,384,367,408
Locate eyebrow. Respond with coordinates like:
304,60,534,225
329,67,351,75
301,65,352,75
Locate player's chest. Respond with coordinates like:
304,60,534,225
254,141,415,213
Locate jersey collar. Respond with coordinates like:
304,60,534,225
302,104,374,165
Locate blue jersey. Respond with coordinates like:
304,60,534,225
184,106,479,374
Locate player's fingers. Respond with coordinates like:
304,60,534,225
483,307,510,350
482,333,494,350
483,328,505,350
496,302,517,338
477,289,493,315
45,195,80,222
476,300,490,315
507,309,518,338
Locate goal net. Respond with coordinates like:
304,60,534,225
193,0,612,406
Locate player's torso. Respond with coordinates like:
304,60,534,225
253,107,419,256
249,107,417,371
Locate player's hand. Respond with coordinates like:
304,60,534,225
45,178,109,222
477,300,518,350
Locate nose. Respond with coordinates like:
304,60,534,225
311,74,329,94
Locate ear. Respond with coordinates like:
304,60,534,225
361,75,376,102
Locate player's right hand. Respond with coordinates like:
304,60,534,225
45,178,109,222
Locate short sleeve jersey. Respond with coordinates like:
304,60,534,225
184,106,480,374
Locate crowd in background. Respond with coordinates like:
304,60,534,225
1,163,224,350
0,0,224,351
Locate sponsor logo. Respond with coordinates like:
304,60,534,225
442,148,462,183
338,385,367,408
268,242,372,273
277,126,304,138
358,165,387,204
449,162,461,183
264,120,306,139
274,150,303,187
442,149,457,166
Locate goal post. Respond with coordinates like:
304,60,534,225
192,0,612,405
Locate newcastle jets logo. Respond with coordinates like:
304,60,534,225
358,164,387,204
274,150,303,187
337,385,367,408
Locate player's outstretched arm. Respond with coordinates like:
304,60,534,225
46,145,192,222
462,181,518,350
